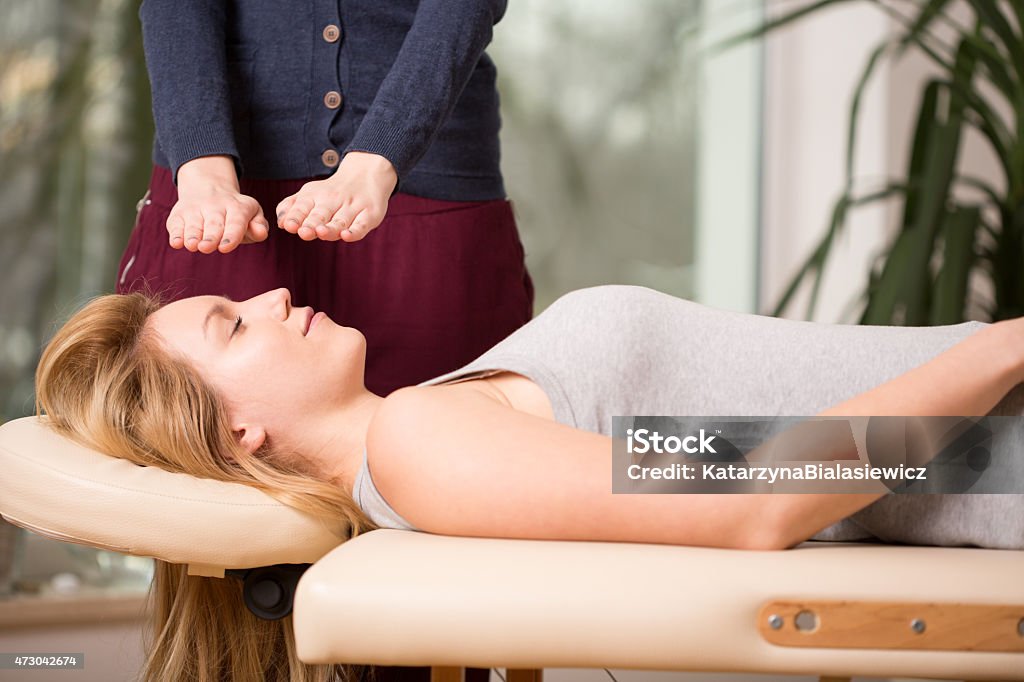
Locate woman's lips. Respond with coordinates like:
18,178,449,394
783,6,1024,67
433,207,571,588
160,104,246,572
308,311,326,334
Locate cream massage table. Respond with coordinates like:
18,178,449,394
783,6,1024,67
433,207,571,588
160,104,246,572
1,416,1022,681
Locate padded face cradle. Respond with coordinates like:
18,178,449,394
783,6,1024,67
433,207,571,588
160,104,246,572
0,417,343,571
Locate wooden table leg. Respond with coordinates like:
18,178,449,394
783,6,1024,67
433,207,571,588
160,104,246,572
431,667,465,682
507,670,543,682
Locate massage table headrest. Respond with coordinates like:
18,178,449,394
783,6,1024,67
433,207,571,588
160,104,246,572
0,416,343,574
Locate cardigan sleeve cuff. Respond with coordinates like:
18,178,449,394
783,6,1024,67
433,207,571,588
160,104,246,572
162,124,242,185
343,116,420,184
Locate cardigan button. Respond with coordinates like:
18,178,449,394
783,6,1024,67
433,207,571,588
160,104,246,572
324,91,343,109
321,149,340,168
322,24,341,43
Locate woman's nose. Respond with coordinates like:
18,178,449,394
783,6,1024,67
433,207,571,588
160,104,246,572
271,287,291,317
272,287,291,306
245,288,291,318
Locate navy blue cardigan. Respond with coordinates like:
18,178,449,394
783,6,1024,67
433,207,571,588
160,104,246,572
139,0,507,200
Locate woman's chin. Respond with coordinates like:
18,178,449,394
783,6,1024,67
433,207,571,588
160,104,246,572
343,329,369,379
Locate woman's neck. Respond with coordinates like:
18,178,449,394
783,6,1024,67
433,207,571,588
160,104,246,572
292,389,385,495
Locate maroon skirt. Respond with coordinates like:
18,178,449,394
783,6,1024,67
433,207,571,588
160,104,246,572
117,166,535,396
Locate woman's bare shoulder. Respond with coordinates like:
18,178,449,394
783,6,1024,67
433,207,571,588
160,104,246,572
367,382,508,443
364,383,515,499
368,374,552,443
364,383,611,539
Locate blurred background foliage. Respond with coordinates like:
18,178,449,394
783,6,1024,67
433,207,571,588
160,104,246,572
749,0,1024,326
1,0,153,422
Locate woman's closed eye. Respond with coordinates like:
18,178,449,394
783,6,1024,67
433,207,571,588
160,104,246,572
231,315,243,338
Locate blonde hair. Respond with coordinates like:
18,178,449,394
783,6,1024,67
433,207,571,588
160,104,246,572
35,292,378,682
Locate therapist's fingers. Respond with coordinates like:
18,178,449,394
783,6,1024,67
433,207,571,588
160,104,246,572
182,210,206,252
218,208,249,253
275,196,295,228
319,205,355,242
197,207,227,254
299,203,336,241
340,205,385,242
243,213,270,245
281,197,314,234
166,212,186,249
315,220,343,241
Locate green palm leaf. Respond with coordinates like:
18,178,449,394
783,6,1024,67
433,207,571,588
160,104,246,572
742,0,1022,326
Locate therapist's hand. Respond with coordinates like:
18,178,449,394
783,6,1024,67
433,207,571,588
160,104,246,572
169,156,270,254
276,151,397,243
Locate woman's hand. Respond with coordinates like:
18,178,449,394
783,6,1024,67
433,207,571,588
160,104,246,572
169,156,270,254
275,151,398,243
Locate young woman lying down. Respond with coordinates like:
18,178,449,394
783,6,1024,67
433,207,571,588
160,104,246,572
34,284,1024,681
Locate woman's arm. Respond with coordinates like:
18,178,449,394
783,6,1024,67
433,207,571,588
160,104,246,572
368,320,1024,551
771,318,1024,548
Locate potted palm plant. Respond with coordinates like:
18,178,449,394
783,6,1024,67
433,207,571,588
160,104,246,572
732,0,1023,324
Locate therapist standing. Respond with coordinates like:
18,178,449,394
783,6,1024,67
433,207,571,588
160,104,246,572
116,0,535,405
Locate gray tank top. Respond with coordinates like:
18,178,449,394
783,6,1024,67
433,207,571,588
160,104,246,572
353,285,1024,549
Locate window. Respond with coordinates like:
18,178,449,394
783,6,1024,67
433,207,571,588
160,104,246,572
0,0,154,602
491,0,762,313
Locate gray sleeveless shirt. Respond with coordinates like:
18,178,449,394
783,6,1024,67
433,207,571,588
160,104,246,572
352,285,1024,549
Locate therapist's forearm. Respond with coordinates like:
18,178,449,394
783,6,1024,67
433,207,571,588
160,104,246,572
177,155,240,195
140,0,238,181
345,0,504,176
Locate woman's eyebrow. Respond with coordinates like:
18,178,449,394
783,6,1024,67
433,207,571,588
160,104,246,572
202,302,228,340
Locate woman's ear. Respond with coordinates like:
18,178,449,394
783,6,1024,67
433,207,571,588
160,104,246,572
233,423,267,455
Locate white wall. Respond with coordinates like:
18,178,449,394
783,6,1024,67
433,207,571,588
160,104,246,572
695,0,762,314
761,0,893,323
